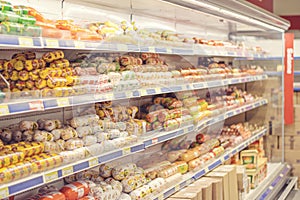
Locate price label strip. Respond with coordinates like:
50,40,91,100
29,100,44,110
158,194,164,200
0,105,9,115
45,171,58,183
62,166,73,176
0,187,9,199
45,39,59,48
19,37,34,47
57,98,70,107
89,158,98,167
74,41,85,49
175,184,180,191
148,46,156,53
117,44,128,51
122,147,131,156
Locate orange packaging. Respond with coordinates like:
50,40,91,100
39,192,66,200
78,196,95,200
60,181,89,200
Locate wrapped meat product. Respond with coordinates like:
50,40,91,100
64,138,84,150
69,115,99,128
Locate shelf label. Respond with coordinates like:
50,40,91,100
62,166,73,176
152,138,158,145
175,184,180,191
122,147,131,155
19,37,34,46
74,41,85,49
166,48,172,54
0,105,9,115
45,171,58,183
45,39,59,48
158,194,164,200
117,44,128,51
89,158,98,167
57,98,70,107
0,187,9,199
186,179,192,185
148,46,156,53
29,100,44,110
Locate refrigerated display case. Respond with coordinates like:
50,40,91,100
0,0,293,199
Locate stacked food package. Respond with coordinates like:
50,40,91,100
0,2,41,36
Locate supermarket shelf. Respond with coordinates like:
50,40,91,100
0,142,145,199
245,163,291,200
152,128,268,200
196,99,268,131
143,99,267,148
0,74,267,116
0,34,267,58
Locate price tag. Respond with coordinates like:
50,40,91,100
117,44,128,51
122,147,131,155
0,187,9,199
105,93,114,100
57,98,70,107
166,48,172,54
0,105,9,115
19,37,34,46
62,166,73,176
89,158,98,167
186,179,192,185
45,171,58,183
29,100,44,110
158,194,164,200
140,89,147,96
45,39,59,48
148,46,156,53
175,184,180,191
74,41,85,49
152,138,158,145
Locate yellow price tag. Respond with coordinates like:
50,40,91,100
19,37,34,46
148,46,156,53
45,171,58,183
29,100,44,110
122,147,131,155
0,104,9,115
175,184,180,191
57,98,70,107
45,39,59,48
0,187,9,199
158,194,164,200
117,44,128,51
105,93,114,100
62,166,73,176
140,89,147,96
89,158,98,167
74,41,85,49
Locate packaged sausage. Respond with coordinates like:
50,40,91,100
82,135,97,146
119,193,132,200
0,150,25,168
166,150,187,162
112,163,137,180
173,161,188,174
69,115,99,128
99,162,116,178
76,126,93,138
42,51,64,63
44,141,61,153
86,143,104,157
11,142,44,157
130,185,151,200
59,147,87,164
64,138,84,150
78,196,95,200
147,178,165,191
121,174,147,193
60,181,90,200
33,130,53,142
60,127,78,140
157,165,178,178
0,161,33,183
39,192,66,200
95,132,109,143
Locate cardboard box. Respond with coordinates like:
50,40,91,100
214,165,238,200
236,165,247,190
277,136,300,150
171,188,198,200
271,149,300,164
205,172,229,200
186,184,203,200
201,177,223,200
193,179,213,200
284,123,300,136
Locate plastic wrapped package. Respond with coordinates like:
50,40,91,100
0,161,33,183
0,150,25,168
147,178,165,191
8,142,44,157
60,181,90,200
119,193,132,200
99,162,117,178
86,143,104,157
76,126,93,138
38,192,66,200
130,185,151,200
25,153,63,173
94,132,109,143
60,127,78,140
121,174,148,193
0,11,19,22
13,5,29,15
112,163,137,181
43,141,62,153
69,115,99,128
64,138,84,150
0,1,12,11
0,22,24,35
59,147,87,164
18,15,36,25
78,196,95,200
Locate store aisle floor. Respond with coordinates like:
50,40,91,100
286,190,300,200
